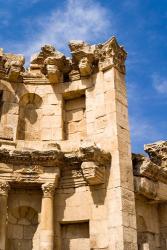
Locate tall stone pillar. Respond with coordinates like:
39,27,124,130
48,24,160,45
40,182,55,250
0,181,10,250
98,38,138,249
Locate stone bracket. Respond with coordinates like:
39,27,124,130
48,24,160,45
81,161,105,185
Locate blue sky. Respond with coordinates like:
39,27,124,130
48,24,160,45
0,0,166,152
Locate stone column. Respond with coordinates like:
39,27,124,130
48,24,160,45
40,182,55,250
0,181,10,250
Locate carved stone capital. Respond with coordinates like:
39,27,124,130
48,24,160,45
98,37,127,74
42,182,56,198
0,181,10,196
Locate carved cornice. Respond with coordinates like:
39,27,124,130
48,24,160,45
42,182,55,198
0,143,111,187
64,144,111,167
133,141,167,184
0,148,64,166
0,181,10,196
0,37,127,84
0,143,111,167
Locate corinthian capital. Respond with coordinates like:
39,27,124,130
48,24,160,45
0,181,10,196
98,37,127,74
42,182,55,198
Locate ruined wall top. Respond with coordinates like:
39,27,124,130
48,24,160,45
133,141,167,184
0,37,127,83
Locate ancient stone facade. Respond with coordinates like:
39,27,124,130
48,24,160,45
0,36,165,250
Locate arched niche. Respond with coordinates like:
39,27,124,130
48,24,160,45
6,206,39,250
17,93,42,141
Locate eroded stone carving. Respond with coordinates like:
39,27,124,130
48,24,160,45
79,57,93,77
42,182,55,198
0,49,7,78
98,37,127,74
0,37,127,85
144,141,167,167
5,53,25,81
133,141,167,201
81,161,105,185
133,141,167,184
69,40,95,77
0,181,10,196
29,45,71,83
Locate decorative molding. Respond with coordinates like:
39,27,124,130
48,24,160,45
0,148,64,166
0,181,10,196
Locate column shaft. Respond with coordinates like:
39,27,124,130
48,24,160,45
0,182,9,250
40,182,55,250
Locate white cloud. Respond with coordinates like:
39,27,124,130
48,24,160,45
152,74,167,94
12,0,112,62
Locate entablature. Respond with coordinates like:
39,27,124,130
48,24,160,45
0,143,111,187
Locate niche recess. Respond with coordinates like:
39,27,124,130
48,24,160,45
17,93,42,141
7,206,38,250
61,222,90,250
63,91,86,140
